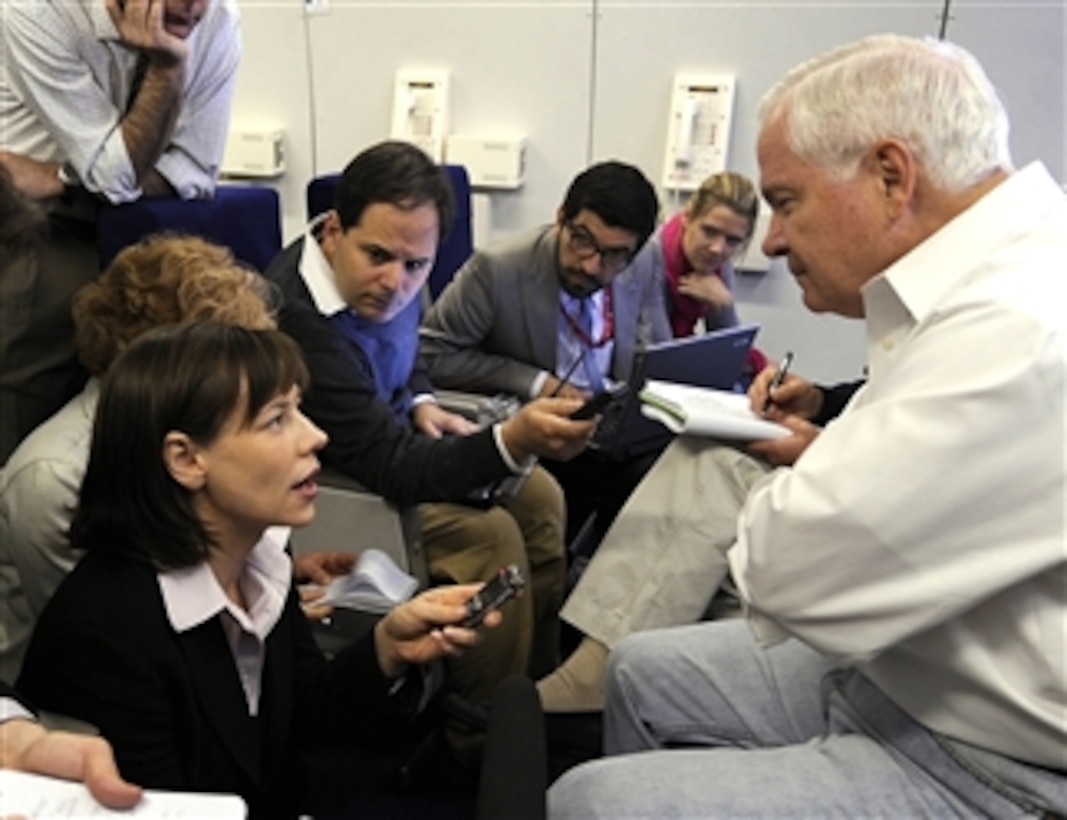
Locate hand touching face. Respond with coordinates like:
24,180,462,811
106,0,210,62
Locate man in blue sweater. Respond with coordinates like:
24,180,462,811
264,141,593,738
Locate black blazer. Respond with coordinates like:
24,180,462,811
17,549,418,820
264,239,512,507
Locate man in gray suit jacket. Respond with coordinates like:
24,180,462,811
420,161,671,549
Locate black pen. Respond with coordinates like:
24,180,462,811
551,349,586,397
763,351,794,411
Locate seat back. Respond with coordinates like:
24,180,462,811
287,468,426,657
288,470,426,585
305,164,473,301
97,183,283,272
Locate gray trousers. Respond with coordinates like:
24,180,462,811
549,620,1066,818
560,437,771,647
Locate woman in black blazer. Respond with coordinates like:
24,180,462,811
18,322,495,819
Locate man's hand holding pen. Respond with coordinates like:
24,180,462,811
746,354,824,468
750,353,824,420
762,351,793,411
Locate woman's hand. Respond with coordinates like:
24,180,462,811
293,551,356,585
677,272,734,312
373,584,501,679
294,551,357,622
0,718,143,810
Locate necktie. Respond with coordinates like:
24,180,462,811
579,298,605,393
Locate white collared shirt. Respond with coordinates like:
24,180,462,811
158,527,292,716
730,162,1067,769
0,0,240,202
298,216,349,317
0,697,33,724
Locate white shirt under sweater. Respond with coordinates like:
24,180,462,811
0,0,240,202
730,162,1067,770
296,218,531,474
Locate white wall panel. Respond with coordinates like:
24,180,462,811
305,3,593,242
229,1,315,242
230,0,1065,380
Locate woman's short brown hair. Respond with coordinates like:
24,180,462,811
72,322,310,568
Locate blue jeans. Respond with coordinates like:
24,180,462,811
548,620,1064,818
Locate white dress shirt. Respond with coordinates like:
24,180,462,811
0,0,240,202
730,162,1067,769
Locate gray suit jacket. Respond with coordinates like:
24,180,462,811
419,225,671,397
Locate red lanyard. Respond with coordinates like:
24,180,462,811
561,288,614,349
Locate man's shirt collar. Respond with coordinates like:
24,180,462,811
299,214,349,316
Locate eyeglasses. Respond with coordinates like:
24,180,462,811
565,222,635,273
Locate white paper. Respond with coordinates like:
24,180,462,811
640,380,791,441
315,548,418,613
0,769,245,818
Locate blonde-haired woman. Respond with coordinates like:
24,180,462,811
637,171,767,372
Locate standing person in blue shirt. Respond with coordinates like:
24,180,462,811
0,0,241,462
263,141,594,747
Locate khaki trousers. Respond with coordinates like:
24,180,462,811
561,437,771,648
419,465,566,704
